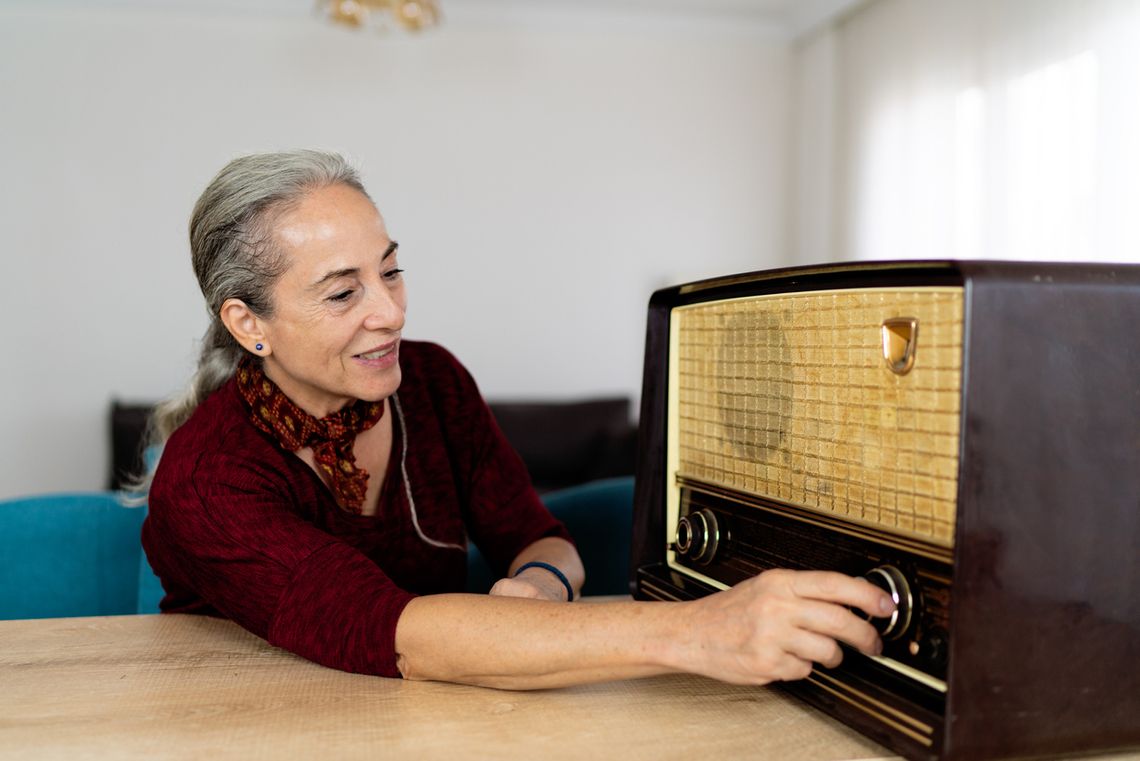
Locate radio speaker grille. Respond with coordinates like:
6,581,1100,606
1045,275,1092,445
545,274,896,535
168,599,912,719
673,288,964,547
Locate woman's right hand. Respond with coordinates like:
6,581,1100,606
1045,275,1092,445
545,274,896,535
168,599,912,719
670,569,895,686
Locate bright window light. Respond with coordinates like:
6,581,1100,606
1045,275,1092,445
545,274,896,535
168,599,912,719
1003,51,1099,261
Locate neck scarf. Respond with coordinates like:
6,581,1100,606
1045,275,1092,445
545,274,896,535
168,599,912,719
235,357,385,513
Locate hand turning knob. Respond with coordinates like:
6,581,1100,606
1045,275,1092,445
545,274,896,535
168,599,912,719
862,565,914,641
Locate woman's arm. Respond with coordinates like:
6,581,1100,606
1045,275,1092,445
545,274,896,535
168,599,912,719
394,568,893,690
487,537,585,601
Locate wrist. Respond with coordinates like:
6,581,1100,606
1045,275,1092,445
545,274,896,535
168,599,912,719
513,561,574,602
644,599,697,673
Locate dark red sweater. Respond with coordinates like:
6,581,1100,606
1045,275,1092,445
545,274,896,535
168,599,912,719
142,341,570,677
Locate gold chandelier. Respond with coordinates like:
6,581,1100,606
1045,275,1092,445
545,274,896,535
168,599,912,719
320,0,442,32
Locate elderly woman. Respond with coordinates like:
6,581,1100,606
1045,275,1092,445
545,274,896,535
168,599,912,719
141,150,893,688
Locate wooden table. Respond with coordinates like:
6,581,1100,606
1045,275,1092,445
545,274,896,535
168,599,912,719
0,613,897,761
1,614,1136,761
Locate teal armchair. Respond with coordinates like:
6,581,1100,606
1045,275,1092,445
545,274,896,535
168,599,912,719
0,492,162,620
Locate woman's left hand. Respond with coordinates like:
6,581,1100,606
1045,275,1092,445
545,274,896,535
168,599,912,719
488,537,584,602
489,567,570,602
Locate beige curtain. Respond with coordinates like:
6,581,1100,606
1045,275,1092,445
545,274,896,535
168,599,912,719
792,0,1140,265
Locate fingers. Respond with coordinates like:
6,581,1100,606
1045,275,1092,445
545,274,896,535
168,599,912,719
786,570,895,621
488,578,545,600
774,655,814,682
489,573,568,602
790,600,882,657
679,569,892,687
785,629,845,670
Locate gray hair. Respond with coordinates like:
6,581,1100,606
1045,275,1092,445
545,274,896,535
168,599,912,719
128,150,369,497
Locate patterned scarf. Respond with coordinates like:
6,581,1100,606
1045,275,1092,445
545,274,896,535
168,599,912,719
235,357,385,513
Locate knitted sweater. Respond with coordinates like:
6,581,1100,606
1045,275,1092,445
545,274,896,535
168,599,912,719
142,341,570,677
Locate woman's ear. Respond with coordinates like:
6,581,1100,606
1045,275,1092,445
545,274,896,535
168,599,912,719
219,298,271,356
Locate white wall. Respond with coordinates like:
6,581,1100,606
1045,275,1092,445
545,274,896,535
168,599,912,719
0,2,791,498
789,24,837,264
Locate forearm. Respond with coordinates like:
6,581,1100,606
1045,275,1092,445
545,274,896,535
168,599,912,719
394,570,896,691
394,594,683,689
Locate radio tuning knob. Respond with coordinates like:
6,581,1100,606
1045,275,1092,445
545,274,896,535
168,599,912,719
861,565,914,641
674,509,720,565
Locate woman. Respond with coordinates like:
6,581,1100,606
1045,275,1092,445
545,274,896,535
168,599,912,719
142,150,894,689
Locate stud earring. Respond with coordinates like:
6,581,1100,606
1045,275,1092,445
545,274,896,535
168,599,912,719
255,343,264,352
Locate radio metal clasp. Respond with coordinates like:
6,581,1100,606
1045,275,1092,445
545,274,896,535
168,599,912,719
881,317,919,375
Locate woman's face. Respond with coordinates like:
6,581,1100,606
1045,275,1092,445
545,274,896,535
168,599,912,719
256,183,407,418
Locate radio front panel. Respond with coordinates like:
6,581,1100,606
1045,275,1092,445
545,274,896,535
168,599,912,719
665,288,964,558
630,261,1140,761
657,286,963,749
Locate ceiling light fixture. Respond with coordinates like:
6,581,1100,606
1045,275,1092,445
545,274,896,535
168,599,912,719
320,0,442,33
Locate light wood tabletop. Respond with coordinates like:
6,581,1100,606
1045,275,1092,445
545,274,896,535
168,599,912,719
3,613,1137,761
0,612,903,761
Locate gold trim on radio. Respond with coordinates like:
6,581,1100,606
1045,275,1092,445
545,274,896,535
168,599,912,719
915,568,953,586
806,672,935,747
639,580,683,602
881,316,920,375
869,654,947,693
810,670,934,733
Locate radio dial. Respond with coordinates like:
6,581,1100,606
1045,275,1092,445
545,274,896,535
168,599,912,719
862,565,914,641
674,509,720,565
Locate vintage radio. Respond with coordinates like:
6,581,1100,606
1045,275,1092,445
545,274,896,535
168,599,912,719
630,261,1140,761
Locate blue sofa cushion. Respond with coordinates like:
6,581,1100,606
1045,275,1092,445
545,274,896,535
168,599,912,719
0,493,147,620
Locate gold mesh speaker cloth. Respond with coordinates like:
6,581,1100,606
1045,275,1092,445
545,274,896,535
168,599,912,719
672,287,964,547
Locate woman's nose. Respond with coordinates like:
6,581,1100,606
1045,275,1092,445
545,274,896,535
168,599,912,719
362,286,405,332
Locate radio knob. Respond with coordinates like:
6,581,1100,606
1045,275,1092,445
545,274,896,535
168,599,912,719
675,516,697,555
861,565,914,641
674,509,720,565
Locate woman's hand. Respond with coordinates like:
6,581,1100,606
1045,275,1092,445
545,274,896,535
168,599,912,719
489,566,570,602
487,536,584,602
667,569,893,686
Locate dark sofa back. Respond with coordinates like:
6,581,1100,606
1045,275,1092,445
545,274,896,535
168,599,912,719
110,397,637,494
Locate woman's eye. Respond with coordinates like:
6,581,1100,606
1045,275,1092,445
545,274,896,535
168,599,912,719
383,268,405,281
328,289,355,303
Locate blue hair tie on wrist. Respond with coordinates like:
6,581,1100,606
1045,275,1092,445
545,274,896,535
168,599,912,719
514,561,574,602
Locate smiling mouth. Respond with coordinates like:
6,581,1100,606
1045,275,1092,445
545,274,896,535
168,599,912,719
355,341,398,360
